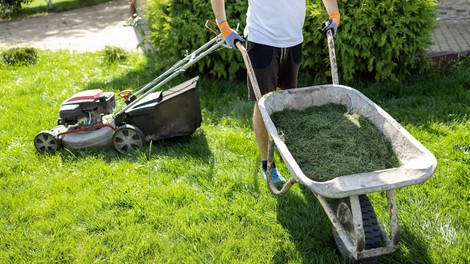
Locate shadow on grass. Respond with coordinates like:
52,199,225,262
274,185,343,263
378,223,434,264
272,181,434,264
56,127,213,165
150,131,213,162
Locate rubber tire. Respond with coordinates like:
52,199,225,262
359,195,382,250
332,194,382,263
34,131,61,152
112,125,145,154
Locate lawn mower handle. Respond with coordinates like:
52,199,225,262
112,35,224,122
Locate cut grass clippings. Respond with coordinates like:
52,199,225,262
271,104,400,181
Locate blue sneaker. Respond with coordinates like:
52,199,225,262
263,167,286,184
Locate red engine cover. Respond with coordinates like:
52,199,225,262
64,89,105,103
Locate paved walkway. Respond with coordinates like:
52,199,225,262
0,0,469,58
0,1,142,52
428,18,470,57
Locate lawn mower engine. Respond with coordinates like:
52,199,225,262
34,89,117,152
58,89,115,127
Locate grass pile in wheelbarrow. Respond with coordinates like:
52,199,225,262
271,104,401,182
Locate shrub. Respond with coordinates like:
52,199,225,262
145,0,246,79
2,47,38,65
332,0,437,82
0,0,32,18
145,0,437,82
102,46,128,64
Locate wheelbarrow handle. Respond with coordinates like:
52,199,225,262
326,29,339,85
236,41,263,101
236,41,296,196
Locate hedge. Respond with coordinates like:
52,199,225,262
145,0,437,82
0,0,32,18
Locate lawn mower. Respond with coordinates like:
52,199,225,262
34,36,224,154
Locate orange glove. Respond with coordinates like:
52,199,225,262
319,13,341,36
218,20,244,48
329,12,341,27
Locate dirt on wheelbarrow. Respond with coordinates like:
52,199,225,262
271,104,401,181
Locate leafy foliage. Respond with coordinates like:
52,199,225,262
145,0,436,82
145,0,246,79
0,0,32,18
333,0,437,81
2,46,38,65
102,46,128,64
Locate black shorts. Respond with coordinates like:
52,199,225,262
246,41,302,101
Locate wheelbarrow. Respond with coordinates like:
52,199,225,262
235,30,437,262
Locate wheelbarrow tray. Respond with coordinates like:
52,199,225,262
259,84,437,199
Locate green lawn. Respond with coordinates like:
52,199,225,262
0,48,468,263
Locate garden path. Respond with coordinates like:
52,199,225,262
0,0,142,52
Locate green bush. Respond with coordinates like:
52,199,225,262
145,0,246,79
2,47,38,65
145,0,437,82
332,0,437,81
102,46,128,64
0,0,32,18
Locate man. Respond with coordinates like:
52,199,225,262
211,0,340,183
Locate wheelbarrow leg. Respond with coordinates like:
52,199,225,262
316,194,358,258
265,137,297,196
386,190,401,246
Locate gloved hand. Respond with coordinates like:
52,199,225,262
318,13,340,36
218,20,244,48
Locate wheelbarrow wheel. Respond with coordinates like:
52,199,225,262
332,194,382,263
359,195,382,250
34,131,61,152
112,125,145,154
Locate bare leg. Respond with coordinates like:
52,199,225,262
253,103,268,160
